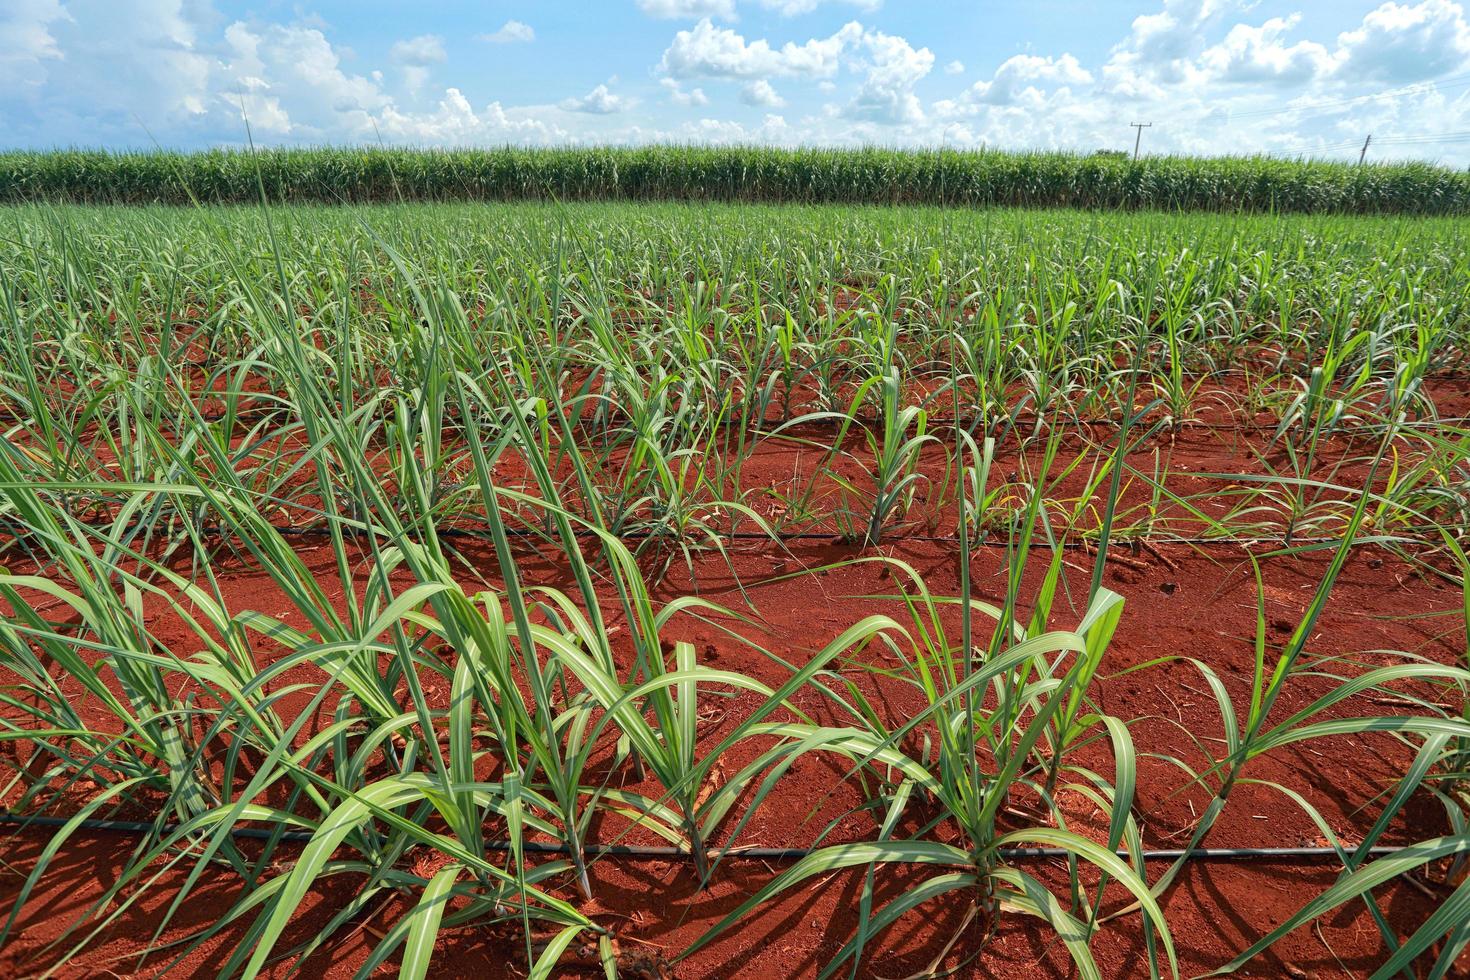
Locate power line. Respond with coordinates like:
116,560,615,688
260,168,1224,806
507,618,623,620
1369,130,1470,145
1196,73,1470,160
1226,71,1470,121
1288,131,1470,156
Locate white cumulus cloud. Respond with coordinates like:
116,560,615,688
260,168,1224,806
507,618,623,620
390,35,446,66
660,17,861,78
0,0,69,90
222,22,388,135
478,20,535,44
757,0,882,13
378,88,565,143
561,82,635,114
944,53,1093,111
661,77,710,105
390,34,447,97
638,0,877,17
1334,0,1470,81
845,28,934,123
638,0,738,19
1201,15,1331,84
741,78,786,106
1103,0,1225,94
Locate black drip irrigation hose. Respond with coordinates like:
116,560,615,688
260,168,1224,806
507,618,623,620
0,514,1422,552
0,813,1407,864
221,525,1404,550
4,405,1454,437
0,517,1408,551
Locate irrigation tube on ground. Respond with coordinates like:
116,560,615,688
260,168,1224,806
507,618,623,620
0,516,1420,550
0,813,1408,864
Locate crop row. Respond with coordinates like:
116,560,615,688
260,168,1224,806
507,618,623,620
3,147,1470,213
3,204,1466,426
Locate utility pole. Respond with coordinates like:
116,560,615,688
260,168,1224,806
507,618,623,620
1130,122,1152,161
1358,133,1372,164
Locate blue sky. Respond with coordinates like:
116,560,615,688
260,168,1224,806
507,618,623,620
4,0,1469,164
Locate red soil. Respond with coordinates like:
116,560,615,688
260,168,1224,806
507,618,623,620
1,383,1467,976
2,534,1466,977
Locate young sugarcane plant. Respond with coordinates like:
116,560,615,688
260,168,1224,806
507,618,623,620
680,414,1172,978
548,609,903,886
1108,437,1470,945
1039,380,1168,798
1445,532,1470,799
0,475,618,979
1200,585,1470,980
829,366,937,547
1198,533,1470,979
677,556,1171,979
